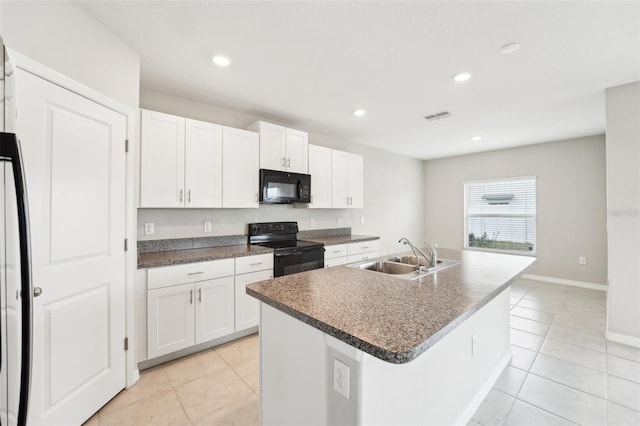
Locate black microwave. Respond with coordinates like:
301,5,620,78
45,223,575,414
259,169,311,204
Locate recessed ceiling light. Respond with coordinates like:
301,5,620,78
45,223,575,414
470,136,482,141
499,43,520,55
353,109,366,117
452,72,471,83
212,55,231,67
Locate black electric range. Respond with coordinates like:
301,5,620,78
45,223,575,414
249,222,324,277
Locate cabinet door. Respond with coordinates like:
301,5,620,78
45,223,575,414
235,269,273,331
256,121,286,171
222,127,259,208
308,145,332,208
348,153,364,208
285,128,308,173
147,283,195,359
185,119,222,208
195,277,235,344
331,149,350,208
140,110,186,207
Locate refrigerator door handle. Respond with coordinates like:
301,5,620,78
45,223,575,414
1,132,33,426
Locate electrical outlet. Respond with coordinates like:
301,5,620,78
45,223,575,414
144,223,154,235
360,216,365,224
310,218,315,227
333,359,350,399
472,334,478,356
336,217,342,226
204,221,212,233
579,257,587,265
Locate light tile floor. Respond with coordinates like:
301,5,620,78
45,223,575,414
84,278,640,425
471,278,640,426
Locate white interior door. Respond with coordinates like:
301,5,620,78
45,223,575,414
16,69,127,425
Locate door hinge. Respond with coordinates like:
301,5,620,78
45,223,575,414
124,337,129,351
124,239,128,251
125,139,129,153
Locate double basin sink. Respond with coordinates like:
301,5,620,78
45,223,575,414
349,254,458,280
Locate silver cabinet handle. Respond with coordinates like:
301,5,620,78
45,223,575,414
333,250,341,253
250,262,262,266
34,287,42,297
362,246,369,249
346,196,350,205
187,189,191,203
198,288,202,303
349,197,353,205
255,193,259,202
179,189,183,203
281,157,286,167
188,271,204,275
287,157,291,168
190,289,193,304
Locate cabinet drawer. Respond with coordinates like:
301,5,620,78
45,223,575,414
235,253,274,275
324,244,348,259
347,240,380,256
347,251,379,264
147,258,234,290
325,256,348,268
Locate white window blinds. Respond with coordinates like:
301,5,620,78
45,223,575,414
465,177,536,254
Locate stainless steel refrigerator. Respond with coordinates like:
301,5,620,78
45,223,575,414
0,36,32,426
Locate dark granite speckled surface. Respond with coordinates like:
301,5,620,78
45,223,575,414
247,248,535,364
297,227,352,239
138,235,248,254
138,245,273,269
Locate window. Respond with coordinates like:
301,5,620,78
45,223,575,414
464,177,536,255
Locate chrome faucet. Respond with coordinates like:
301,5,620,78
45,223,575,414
399,238,438,271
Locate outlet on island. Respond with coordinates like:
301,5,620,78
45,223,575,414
333,358,350,399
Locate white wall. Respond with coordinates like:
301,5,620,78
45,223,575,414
605,81,640,345
423,135,607,285
138,89,425,255
1,1,140,109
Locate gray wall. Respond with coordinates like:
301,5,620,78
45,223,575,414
138,89,425,256
605,81,640,342
423,135,607,285
1,1,140,109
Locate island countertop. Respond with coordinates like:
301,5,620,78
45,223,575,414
246,248,535,364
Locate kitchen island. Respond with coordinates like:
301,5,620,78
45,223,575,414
247,248,535,425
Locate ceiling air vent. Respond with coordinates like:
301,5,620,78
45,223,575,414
424,111,452,121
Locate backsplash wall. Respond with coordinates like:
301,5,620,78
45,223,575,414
137,89,425,256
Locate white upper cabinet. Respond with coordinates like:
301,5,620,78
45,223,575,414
285,128,308,173
308,144,332,208
348,153,364,208
140,110,185,207
331,149,364,209
249,121,308,174
222,126,260,208
185,118,223,208
140,110,223,208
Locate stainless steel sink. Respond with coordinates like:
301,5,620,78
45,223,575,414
350,254,458,280
357,261,418,275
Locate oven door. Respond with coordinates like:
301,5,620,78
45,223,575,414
274,248,324,277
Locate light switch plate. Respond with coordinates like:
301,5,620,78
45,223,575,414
204,221,213,233
144,223,154,235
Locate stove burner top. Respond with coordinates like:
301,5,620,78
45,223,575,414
254,239,323,251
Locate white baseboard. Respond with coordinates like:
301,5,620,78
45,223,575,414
521,274,607,292
455,349,512,426
606,331,640,349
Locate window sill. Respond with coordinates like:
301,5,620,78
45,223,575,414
464,247,537,257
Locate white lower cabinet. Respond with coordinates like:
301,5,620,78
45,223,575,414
146,258,235,359
147,282,195,359
324,240,380,267
235,269,273,331
195,276,235,344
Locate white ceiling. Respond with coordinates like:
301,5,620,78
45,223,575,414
80,1,640,160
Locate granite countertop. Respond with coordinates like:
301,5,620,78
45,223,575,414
247,248,535,364
138,244,273,269
302,234,379,246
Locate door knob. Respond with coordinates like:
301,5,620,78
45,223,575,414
34,287,43,297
